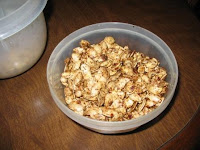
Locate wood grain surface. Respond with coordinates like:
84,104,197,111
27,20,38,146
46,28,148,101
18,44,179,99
0,0,200,149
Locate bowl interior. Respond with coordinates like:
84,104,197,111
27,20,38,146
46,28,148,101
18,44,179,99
0,0,27,19
47,23,178,132
50,29,177,103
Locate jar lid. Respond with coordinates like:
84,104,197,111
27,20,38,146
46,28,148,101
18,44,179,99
0,0,47,40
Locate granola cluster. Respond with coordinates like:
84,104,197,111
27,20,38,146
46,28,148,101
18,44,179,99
60,37,168,121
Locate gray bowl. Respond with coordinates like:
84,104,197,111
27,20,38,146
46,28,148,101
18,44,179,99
47,22,178,134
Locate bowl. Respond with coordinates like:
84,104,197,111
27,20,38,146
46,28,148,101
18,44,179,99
0,0,47,79
47,22,178,134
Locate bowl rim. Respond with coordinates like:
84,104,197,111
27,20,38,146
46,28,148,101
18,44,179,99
47,22,178,128
0,0,47,40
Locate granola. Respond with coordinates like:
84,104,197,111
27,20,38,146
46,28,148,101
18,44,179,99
61,37,168,121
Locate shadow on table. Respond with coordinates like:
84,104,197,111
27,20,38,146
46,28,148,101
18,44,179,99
43,0,54,52
78,76,180,136
116,77,180,136
43,0,54,23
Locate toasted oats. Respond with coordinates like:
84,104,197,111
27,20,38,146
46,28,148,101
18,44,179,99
61,37,168,121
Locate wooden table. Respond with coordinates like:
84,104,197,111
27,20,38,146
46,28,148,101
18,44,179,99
1,0,200,149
